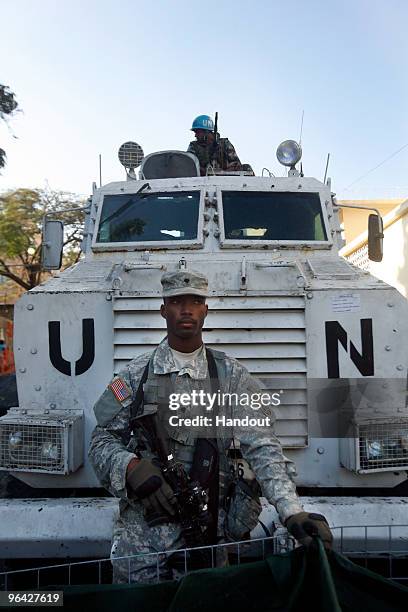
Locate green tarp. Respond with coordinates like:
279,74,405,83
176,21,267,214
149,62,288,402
62,540,408,612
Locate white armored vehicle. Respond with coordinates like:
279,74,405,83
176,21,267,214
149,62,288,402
1,140,407,560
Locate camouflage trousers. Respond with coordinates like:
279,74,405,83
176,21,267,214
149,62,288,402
110,504,228,584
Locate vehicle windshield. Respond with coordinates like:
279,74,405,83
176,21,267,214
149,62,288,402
222,191,327,241
96,191,200,243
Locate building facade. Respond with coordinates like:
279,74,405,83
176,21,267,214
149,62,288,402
340,198,408,298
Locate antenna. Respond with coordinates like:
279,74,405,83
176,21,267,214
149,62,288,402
99,154,102,187
323,153,330,184
299,109,304,145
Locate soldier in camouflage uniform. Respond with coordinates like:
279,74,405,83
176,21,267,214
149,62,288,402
187,114,248,176
88,270,332,584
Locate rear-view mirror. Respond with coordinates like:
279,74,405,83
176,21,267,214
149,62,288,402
42,219,64,270
368,214,383,262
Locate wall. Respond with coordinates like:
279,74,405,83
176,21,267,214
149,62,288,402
341,199,408,298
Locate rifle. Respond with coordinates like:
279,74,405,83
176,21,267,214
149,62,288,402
210,111,219,168
132,407,215,569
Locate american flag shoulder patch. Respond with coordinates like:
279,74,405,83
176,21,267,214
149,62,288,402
109,377,132,404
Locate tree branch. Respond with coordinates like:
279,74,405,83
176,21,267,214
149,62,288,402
0,268,30,290
63,234,82,247
0,258,11,274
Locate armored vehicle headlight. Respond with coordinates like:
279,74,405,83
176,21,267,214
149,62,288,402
276,140,302,167
41,440,60,461
400,435,408,452
341,420,408,473
0,414,84,474
384,438,400,457
367,440,383,459
8,431,23,451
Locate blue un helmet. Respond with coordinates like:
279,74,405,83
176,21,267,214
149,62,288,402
191,115,214,132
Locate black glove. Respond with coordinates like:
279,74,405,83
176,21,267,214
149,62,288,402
286,512,333,550
127,458,177,519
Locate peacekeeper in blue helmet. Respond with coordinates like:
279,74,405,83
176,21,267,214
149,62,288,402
187,114,252,176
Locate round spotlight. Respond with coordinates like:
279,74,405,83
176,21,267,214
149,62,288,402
367,440,382,460
276,140,302,167
384,438,399,457
41,441,60,461
9,431,23,451
400,435,408,452
118,142,144,169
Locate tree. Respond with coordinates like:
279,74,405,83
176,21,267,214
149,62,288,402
0,188,86,291
0,84,19,170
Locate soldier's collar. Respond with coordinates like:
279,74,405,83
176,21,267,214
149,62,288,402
153,338,208,379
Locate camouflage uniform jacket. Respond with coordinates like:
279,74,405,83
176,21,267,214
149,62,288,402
89,338,303,531
187,138,242,175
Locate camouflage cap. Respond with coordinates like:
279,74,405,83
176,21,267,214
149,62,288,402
161,270,208,298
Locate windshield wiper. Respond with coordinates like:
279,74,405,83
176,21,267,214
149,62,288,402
98,182,151,230
136,182,151,195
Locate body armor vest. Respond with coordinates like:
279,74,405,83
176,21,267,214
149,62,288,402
129,349,233,521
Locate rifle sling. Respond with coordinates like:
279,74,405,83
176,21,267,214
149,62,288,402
198,348,220,544
129,359,150,426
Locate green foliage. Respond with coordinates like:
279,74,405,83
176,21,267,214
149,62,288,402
0,84,19,170
0,188,85,290
0,85,18,121
0,189,40,259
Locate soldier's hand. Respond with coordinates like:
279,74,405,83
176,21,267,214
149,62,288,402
127,458,177,518
285,512,333,550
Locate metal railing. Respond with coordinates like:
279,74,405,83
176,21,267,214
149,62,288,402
345,243,370,271
3,535,290,590
1,525,408,590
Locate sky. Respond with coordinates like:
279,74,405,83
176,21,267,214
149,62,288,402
0,0,407,200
